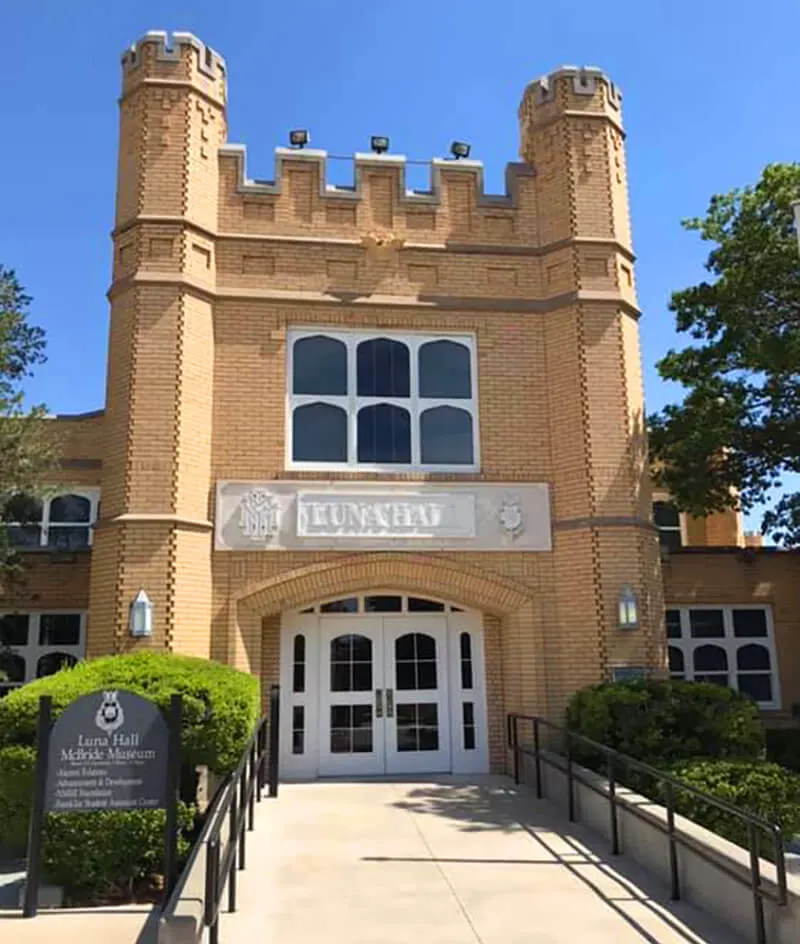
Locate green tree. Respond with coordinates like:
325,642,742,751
0,267,58,582
649,163,800,545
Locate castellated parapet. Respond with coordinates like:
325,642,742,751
119,31,226,106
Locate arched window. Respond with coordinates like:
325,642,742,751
357,338,410,397
395,633,437,690
668,646,684,678
736,644,773,703
460,632,474,689
293,403,347,462
693,645,728,687
36,652,77,678
330,634,372,692
293,335,347,395
420,406,473,465
293,634,306,693
357,404,411,463
653,501,682,551
418,340,471,398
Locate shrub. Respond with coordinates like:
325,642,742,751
0,650,260,774
0,744,35,853
666,759,800,855
44,804,195,901
765,727,800,773
565,678,765,772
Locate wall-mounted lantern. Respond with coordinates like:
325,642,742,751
617,585,639,631
129,590,153,638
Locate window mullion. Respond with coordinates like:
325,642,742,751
348,339,357,466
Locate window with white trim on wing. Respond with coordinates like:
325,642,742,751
0,611,86,697
3,490,99,550
287,330,479,471
666,606,780,709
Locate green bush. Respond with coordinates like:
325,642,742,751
0,744,35,852
44,805,195,901
666,759,800,855
765,727,800,773
0,650,260,774
565,679,765,772
0,651,260,898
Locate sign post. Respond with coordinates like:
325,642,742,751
23,689,176,917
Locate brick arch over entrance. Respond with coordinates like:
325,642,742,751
237,553,533,616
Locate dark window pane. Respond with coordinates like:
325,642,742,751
7,525,42,548
462,702,475,751
420,406,473,465
330,663,351,691
321,598,358,613
4,495,43,525
396,704,439,752
733,610,768,638
365,595,402,612
351,635,372,661
330,636,352,661
689,610,725,638
665,610,682,639
668,646,684,673
330,705,350,729
451,606,464,612
39,614,81,646
352,706,373,753
293,336,347,395
292,706,305,754
293,634,305,662
408,597,445,612
460,632,472,661
396,661,416,690
395,633,415,661
47,526,90,550
293,403,347,462
352,663,372,691
737,673,772,703
293,664,305,693
736,644,770,671
417,704,439,751
417,661,437,690
0,614,29,647
653,501,680,528
659,530,683,552
696,673,728,687
694,645,728,672
418,340,471,398
49,495,91,524
461,660,473,690
357,338,409,397
36,652,77,678
415,634,436,660
357,404,410,464
0,651,25,683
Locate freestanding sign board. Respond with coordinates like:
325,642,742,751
44,690,168,812
23,690,181,918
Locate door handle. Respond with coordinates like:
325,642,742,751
375,689,383,718
386,689,394,718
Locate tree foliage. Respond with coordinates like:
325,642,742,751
648,163,800,544
0,267,58,579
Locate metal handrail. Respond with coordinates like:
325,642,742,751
507,713,788,944
167,684,280,944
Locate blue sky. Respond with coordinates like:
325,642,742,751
2,1,798,530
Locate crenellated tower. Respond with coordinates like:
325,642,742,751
89,33,226,656
519,67,663,699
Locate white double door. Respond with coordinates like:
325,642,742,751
318,617,451,777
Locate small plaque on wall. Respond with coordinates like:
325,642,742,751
611,666,646,682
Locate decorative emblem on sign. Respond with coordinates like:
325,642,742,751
238,487,280,542
95,690,125,735
498,497,525,539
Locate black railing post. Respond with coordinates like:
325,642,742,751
665,781,680,901
256,720,265,801
205,838,220,944
228,789,238,912
748,822,766,944
508,715,520,785
533,718,542,799
773,825,788,906
238,771,247,870
607,753,619,855
248,741,256,830
566,735,575,822
268,684,280,797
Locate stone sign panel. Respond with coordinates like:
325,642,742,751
44,689,168,813
215,481,552,552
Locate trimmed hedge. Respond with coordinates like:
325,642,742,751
0,650,260,774
565,678,765,770
666,759,800,856
0,651,260,898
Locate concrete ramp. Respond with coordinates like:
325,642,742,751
222,776,742,943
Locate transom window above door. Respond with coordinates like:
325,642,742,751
287,329,479,472
297,595,465,615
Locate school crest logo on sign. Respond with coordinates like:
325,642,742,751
498,497,525,539
95,690,125,735
238,487,280,543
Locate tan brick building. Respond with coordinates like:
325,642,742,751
1,32,797,776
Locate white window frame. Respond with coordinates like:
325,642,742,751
6,488,100,550
286,328,480,473
0,610,87,693
665,604,781,710
652,493,686,550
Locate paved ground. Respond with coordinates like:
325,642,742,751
223,777,743,944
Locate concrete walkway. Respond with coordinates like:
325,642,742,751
223,776,743,944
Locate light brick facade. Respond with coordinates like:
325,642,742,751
3,32,797,772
